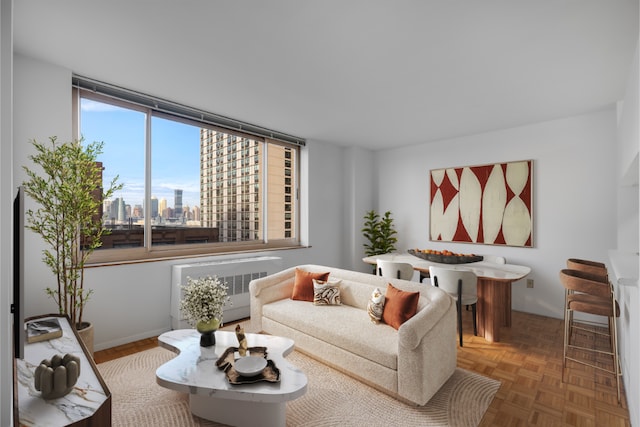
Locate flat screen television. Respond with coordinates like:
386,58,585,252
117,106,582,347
12,186,25,360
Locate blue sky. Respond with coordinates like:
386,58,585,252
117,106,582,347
80,99,201,209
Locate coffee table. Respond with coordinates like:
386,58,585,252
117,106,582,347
156,329,307,427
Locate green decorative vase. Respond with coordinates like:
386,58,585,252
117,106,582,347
196,318,220,347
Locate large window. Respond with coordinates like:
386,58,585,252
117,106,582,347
74,82,302,263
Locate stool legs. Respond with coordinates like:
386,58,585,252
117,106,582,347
562,292,621,403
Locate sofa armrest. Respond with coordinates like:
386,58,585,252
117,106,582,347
250,266,296,297
398,289,454,350
249,266,297,332
397,290,457,405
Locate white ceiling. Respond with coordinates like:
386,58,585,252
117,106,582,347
13,1,639,150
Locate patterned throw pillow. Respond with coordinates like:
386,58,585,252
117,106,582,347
367,287,385,323
312,279,342,305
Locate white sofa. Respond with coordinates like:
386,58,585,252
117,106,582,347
249,264,457,406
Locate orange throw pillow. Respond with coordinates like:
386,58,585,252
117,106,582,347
382,283,420,330
291,269,330,301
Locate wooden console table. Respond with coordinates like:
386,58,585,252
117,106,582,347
15,314,111,427
363,253,531,343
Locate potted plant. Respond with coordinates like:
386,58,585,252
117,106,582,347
22,136,122,355
179,275,231,347
362,210,398,272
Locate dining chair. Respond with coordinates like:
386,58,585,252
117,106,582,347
482,255,506,264
376,260,415,281
559,268,621,403
428,266,478,347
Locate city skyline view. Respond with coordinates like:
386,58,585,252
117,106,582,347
79,91,296,244
80,98,202,212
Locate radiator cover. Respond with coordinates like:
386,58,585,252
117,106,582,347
170,256,282,329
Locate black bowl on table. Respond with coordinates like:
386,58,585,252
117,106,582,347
408,249,483,264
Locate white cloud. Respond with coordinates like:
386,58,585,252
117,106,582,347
81,99,123,112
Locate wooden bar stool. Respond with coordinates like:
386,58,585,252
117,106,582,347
559,269,622,403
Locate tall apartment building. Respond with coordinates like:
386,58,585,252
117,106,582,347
174,189,183,218
200,129,293,242
159,198,167,218
151,196,159,219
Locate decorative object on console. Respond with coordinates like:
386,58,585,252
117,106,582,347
312,279,342,305
22,137,123,355
430,159,533,247
408,248,483,264
179,275,230,347
382,283,420,330
26,318,62,343
367,287,385,323
291,268,329,301
34,353,81,399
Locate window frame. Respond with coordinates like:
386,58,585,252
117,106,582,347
73,85,303,265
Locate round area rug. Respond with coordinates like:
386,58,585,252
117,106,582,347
98,346,500,427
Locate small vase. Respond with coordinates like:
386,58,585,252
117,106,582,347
196,318,220,347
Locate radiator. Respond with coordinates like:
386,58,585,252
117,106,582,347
170,256,282,329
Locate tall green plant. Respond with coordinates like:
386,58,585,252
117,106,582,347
362,210,398,257
22,136,122,329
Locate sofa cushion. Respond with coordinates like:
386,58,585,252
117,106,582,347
291,269,330,301
313,279,342,305
382,283,420,330
262,299,399,370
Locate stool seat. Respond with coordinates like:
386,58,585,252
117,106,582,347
567,293,620,317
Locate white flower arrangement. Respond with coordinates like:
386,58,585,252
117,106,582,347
179,275,231,326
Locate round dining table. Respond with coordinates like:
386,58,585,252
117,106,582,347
363,253,531,343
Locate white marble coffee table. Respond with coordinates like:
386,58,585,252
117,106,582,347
156,329,307,427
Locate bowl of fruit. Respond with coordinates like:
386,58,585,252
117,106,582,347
408,248,483,264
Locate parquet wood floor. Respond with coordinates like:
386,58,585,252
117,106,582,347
94,311,630,426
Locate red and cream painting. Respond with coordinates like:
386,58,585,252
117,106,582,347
430,160,533,247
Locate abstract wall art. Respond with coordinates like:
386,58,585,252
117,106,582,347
430,160,533,247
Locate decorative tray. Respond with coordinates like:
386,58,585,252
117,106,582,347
215,346,280,385
408,249,483,264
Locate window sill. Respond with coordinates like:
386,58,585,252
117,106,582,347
85,242,309,268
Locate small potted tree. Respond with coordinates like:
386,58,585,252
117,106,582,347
362,210,398,272
22,136,122,355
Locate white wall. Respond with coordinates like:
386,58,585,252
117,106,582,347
615,39,639,426
12,53,362,351
343,146,376,270
375,109,618,320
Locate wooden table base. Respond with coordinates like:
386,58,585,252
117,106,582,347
476,278,513,342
